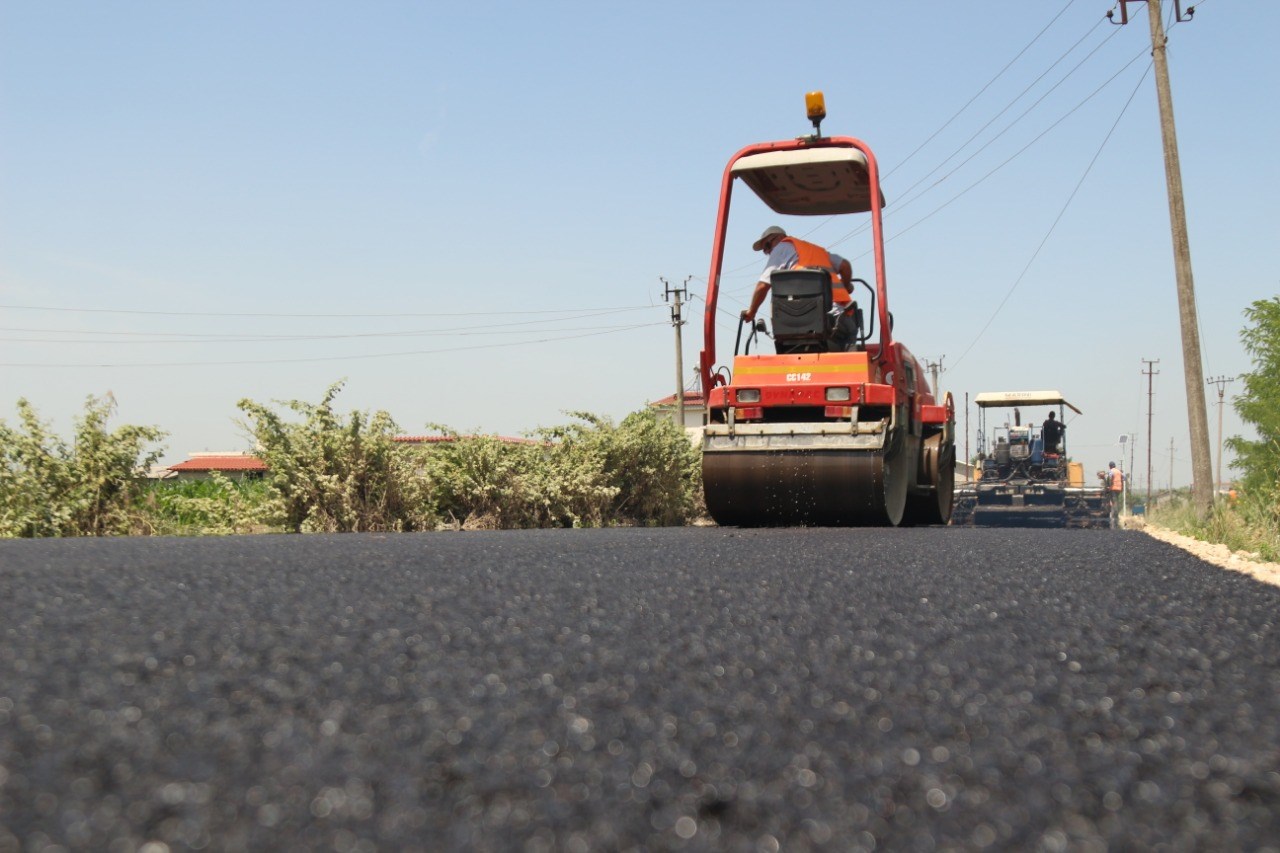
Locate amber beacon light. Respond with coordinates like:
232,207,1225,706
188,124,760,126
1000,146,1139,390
805,91,826,136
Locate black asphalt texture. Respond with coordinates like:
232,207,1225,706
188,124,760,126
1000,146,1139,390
2,528,1278,851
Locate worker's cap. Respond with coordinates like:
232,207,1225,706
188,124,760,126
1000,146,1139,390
1109,461,1116,466
752,225,786,252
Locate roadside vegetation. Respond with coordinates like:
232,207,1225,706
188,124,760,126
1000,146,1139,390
1,382,703,537
1146,297,1280,561
1146,490,1279,562
7,298,1275,544
0,394,165,537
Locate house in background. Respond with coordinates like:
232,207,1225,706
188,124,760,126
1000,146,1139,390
158,435,549,482
165,451,267,481
648,391,705,431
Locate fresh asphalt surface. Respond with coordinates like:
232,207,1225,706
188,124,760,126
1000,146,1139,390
2,527,1278,851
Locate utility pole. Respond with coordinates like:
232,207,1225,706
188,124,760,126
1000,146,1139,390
924,356,945,397
1108,0,1214,516
1129,432,1137,507
1206,375,1235,492
1168,437,1175,494
1142,358,1159,504
1118,434,1133,514
662,277,691,429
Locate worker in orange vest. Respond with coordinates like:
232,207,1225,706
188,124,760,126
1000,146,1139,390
1106,461,1125,527
741,225,859,350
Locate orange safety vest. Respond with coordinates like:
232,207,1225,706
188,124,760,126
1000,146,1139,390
780,237,853,304
1107,468,1123,491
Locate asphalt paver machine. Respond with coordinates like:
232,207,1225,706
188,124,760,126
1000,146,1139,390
966,390,1107,528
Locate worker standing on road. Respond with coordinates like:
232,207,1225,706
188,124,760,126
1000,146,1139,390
1106,461,1125,528
740,225,859,351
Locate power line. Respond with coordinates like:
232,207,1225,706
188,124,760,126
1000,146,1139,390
718,9,1118,282
788,3,1103,252
0,306,658,343
948,56,1152,369
884,0,1086,181
1,322,668,369
0,303,656,320
1,322,659,346
832,36,1143,255
882,15,1115,211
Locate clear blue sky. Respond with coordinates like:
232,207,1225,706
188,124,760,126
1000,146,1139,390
2,0,1275,490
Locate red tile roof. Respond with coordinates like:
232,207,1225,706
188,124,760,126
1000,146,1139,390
393,435,540,445
166,436,542,473
167,454,267,472
649,391,706,407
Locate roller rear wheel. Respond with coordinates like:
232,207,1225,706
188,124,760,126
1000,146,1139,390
901,431,955,526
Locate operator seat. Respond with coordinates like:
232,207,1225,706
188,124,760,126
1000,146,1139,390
770,269,837,354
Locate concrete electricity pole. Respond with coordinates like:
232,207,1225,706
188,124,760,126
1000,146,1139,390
1108,0,1214,516
925,357,945,397
1206,375,1235,491
1142,358,1159,503
1118,433,1134,514
662,277,691,428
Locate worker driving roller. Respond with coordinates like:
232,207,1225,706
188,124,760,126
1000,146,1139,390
740,226,860,352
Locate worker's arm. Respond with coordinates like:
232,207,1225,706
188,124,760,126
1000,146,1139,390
741,280,770,322
838,258,852,289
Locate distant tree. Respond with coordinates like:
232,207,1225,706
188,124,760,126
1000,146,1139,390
0,394,166,537
1226,296,1280,505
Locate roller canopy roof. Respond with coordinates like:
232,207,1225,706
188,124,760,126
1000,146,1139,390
731,147,886,215
974,391,1082,414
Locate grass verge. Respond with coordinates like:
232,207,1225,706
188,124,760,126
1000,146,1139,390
1144,490,1280,563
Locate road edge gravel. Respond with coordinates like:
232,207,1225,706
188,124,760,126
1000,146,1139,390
1129,517,1280,588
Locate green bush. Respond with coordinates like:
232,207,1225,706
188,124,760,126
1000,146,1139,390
417,433,580,529
238,381,436,533
1226,297,1280,524
420,409,702,529
237,382,703,532
0,395,166,537
538,409,702,526
1151,297,1280,559
137,475,280,536
4,382,704,536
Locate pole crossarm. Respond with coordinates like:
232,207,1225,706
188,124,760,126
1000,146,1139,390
1107,0,1195,26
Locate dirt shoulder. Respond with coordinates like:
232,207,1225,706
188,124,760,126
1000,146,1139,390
1127,517,1280,588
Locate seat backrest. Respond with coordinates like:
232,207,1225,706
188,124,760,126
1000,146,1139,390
770,269,832,352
